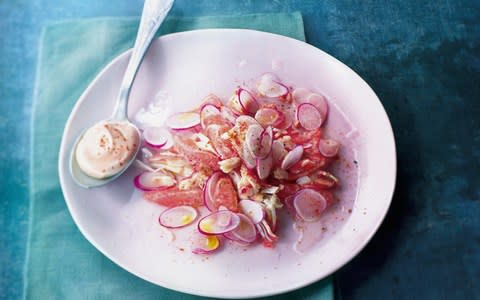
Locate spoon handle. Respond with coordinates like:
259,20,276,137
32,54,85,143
112,0,174,120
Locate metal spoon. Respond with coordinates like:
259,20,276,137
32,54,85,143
70,0,174,188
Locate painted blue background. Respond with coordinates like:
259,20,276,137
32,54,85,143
1,0,479,299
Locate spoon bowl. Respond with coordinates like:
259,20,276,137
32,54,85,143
69,0,173,188
69,124,141,188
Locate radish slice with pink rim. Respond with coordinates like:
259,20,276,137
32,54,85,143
203,171,223,211
281,145,304,170
224,213,257,243
237,88,259,115
239,199,265,224
271,140,287,164
257,73,289,98
133,172,176,191
275,104,295,129
246,125,273,159
305,93,328,121
220,106,237,124
241,143,257,169
296,103,323,130
235,115,259,127
192,232,220,254
292,87,310,102
293,188,328,222
245,124,263,157
254,107,284,127
256,152,273,180
318,139,340,157
143,127,169,148
198,210,240,235
200,104,221,129
166,112,201,130
260,126,274,153
158,206,198,228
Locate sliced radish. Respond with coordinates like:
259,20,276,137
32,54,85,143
297,103,323,130
237,88,259,115
158,206,198,228
305,93,328,122
224,213,257,243
255,107,283,127
203,171,223,211
192,232,220,254
296,176,312,185
143,127,169,148
311,170,339,189
239,199,265,224
257,73,289,98
133,172,176,191
246,125,273,159
281,145,304,170
259,126,273,155
245,124,263,156
198,94,223,110
275,104,295,129
241,143,257,169
235,115,259,128
292,87,310,102
198,210,240,235
256,152,273,180
200,104,221,129
293,189,327,222
220,106,237,124
166,112,200,130
318,139,340,157
271,140,287,164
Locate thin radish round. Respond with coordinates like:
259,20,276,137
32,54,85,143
143,127,169,148
256,152,273,180
158,206,198,228
255,107,283,127
203,171,223,211
237,88,259,115
166,112,200,130
133,172,176,191
311,170,339,189
305,93,328,121
198,210,240,235
259,126,273,154
275,104,295,129
220,106,237,124
246,125,273,159
192,232,220,254
235,115,259,127
225,213,257,243
271,140,287,164
200,104,221,129
297,103,323,130
296,176,312,185
292,87,310,102
246,124,263,157
318,139,340,157
241,143,257,169
281,145,304,170
239,199,265,224
257,73,289,98
293,189,327,222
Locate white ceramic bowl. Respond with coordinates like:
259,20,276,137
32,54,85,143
59,29,396,299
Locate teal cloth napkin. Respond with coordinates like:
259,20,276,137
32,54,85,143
25,12,333,300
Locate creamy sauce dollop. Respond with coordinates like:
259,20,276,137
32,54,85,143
75,121,139,179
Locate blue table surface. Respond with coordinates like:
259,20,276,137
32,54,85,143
1,0,479,299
